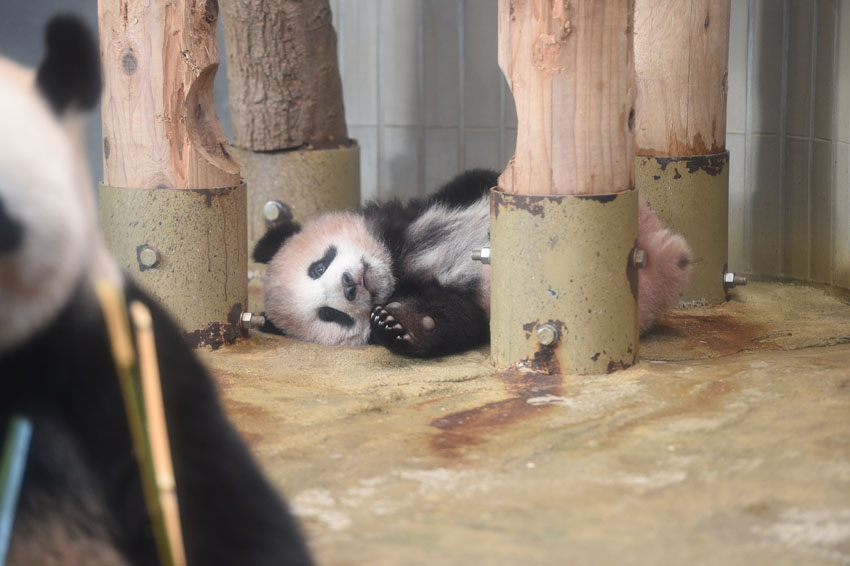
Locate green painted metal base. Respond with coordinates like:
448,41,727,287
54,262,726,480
99,182,248,349
235,144,360,274
636,152,729,306
490,189,639,375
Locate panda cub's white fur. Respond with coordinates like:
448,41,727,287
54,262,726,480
255,169,693,358
400,194,491,314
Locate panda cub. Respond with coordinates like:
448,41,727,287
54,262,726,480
254,170,692,358
0,16,312,566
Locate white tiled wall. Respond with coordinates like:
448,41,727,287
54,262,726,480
727,0,850,288
330,0,516,201
331,0,850,290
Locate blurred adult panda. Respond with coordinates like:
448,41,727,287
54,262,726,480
0,15,312,566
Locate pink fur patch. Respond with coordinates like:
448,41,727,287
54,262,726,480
637,201,693,333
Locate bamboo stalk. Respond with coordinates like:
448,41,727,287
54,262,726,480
0,417,32,565
130,301,186,566
95,281,174,566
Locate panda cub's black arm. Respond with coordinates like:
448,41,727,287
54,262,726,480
370,281,489,358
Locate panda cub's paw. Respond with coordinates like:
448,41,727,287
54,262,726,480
370,302,436,356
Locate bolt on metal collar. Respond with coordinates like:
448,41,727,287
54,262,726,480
263,200,292,228
536,324,559,346
632,248,647,268
472,247,491,264
138,246,161,269
723,272,747,288
240,311,266,330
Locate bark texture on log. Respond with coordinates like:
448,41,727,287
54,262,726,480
99,0,240,189
498,0,636,196
634,0,731,156
221,0,349,152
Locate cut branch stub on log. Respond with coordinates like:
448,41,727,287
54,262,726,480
99,0,239,189
220,0,349,152
498,0,636,196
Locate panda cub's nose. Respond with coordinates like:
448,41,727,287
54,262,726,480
342,271,357,302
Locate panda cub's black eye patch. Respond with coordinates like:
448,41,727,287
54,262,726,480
318,306,355,327
308,246,337,279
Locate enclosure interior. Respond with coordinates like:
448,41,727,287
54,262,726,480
1,1,849,564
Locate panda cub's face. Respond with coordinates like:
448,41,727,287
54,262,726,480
263,212,394,346
0,59,89,352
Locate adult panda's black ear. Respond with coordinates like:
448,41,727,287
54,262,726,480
253,220,302,264
36,15,101,114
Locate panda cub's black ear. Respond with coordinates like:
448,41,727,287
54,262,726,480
253,220,302,264
36,15,101,114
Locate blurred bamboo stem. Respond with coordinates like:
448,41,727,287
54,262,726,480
95,281,175,566
0,416,32,565
131,301,186,566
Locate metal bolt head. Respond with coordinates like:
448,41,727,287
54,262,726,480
724,272,747,288
633,249,647,269
139,246,160,269
263,200,291,227
472,247,491,264
240,312,253,327
240,311,266,330
536,324,559,346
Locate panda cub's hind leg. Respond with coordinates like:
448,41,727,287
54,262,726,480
370,283,489,357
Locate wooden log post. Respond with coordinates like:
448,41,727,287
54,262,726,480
98,0,248,348
634,0,732,305
492,0,639,374
499,0,635,196
220,0,359,308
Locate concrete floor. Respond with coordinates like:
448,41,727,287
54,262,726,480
201,282,850,566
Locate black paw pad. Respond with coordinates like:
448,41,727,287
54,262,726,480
371,305,407,345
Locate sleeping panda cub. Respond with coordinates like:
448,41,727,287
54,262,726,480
254,170,692,358
0,16,312,566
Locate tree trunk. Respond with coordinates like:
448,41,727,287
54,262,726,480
221,0,349,151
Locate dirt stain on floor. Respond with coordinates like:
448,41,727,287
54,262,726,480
645,313,781,360
429,371,562,459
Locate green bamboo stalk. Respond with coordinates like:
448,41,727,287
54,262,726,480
0,416,33,566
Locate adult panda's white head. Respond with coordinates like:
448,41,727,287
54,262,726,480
0,16,109,353
254,212,395,346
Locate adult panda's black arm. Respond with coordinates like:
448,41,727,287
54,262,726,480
1,280,313,565
1,283,155,565
126,280,314,566
370,280,490,358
